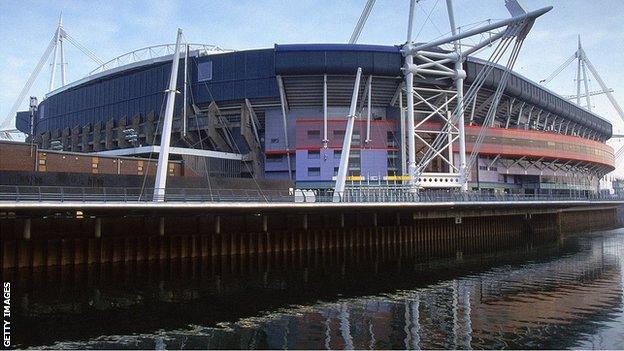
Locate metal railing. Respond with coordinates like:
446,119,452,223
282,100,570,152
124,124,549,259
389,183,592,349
1,185,623,204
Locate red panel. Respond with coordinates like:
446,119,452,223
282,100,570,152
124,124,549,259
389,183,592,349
295,119,397,149
463,126,614,169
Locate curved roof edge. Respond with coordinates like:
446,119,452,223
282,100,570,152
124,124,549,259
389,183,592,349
275,43,400,53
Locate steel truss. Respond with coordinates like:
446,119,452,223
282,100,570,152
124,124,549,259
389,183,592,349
542,36,624,173
89,43,230,76
401,0,551,191
1,15,103,140
482,154,610,192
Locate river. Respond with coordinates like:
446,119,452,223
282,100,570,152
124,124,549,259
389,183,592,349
7,227,624,349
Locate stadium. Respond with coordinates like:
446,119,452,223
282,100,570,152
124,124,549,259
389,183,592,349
7,4,616,196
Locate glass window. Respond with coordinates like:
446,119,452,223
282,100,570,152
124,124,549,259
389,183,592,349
333,130,345,140
307,167,321,177
387,150,398,170
197,61,213,82
307,130,320,139
352,131,361,146
334,150,342,159
266,154,283,163
348,151,361,170
308,150,320,159
387,131,396,147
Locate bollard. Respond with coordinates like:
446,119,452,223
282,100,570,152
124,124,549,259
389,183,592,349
215,215,221,235
302,214,308,230
262,215,268,232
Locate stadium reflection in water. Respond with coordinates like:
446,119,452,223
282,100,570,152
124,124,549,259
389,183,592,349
8,228,624,349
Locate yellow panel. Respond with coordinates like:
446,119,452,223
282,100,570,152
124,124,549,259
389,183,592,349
346,176,364,181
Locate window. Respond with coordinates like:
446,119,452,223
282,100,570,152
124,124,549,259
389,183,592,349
197,61,213,82
352,131,361,146
333,130,345,140
307,167,321,177
348,150,361,170
334,167,340,176
308,150,320,159
307,130,320,139
270,138,279,144
266,154,283,163
387,150,398,170
334,150,342,159
387,131,396,147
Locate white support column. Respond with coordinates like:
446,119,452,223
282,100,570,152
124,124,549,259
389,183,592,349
515,102,525,126
277,75,293,179
447,110,454,172
404,0,417,189
582,51,624,121
365,75,373,144
455,61,468,191
323,74,329,147
183,44,189,137
551,115,557,131
153,28,183,202
534,110,543,129
447,0,467,191
48,28,60,92
581,58,592,111
59,18,67,87
333,68,362,202
576,41,582,106
542,113,550,130
469,93,477,125
524,107,534,129
399,83,407,176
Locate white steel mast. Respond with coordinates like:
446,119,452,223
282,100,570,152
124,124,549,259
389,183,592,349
1,16,102,139
404,0,418,189
333,68,363,202
446,0,467,191
153,28,183,202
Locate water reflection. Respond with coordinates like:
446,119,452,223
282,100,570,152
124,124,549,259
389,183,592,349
7,229,624,349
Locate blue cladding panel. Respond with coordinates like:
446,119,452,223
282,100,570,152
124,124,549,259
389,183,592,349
15,111,31,133
36,60,176,134
35,45,404,133
191,49,278,105
275,43,400,53
275,44,401,76
464,58,612,137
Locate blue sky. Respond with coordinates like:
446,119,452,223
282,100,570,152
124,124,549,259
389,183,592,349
2,0,624,135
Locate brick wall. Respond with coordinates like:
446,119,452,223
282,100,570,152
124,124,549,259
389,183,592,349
1,141,186,178
0,142,36,172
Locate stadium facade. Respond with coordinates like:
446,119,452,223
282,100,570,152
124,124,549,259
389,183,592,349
15,43,615,194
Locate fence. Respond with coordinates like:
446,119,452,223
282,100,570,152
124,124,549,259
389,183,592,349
0,185,622,204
